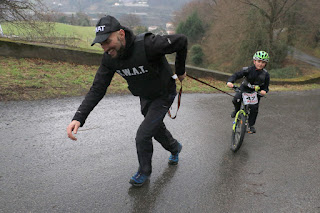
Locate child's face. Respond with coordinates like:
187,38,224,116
253,60,267,70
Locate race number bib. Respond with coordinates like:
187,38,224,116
242,92,258,105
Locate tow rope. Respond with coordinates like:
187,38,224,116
186,74,235,97
167,84,182,119
168,74,235,119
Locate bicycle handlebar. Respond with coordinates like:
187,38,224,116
232,85,241,93
232,85,266,98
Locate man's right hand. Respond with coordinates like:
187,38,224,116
67,120,81,141
178,72,187,82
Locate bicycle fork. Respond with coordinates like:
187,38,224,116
232,110,248,132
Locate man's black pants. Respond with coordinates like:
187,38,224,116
135,93,180,176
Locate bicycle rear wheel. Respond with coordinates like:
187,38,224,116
231,113,247,152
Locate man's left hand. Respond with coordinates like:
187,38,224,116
178,72,187,82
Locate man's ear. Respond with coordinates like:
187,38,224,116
119,29,125,39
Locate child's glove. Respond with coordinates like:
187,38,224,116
254,85,260,91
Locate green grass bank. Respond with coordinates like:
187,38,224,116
1,56,319,102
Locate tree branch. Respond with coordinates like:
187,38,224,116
239,0,271,20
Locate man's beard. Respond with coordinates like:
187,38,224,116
112,37,126,59
116,44,126,59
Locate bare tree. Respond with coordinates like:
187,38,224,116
239,0,298,47
201,0,304,70
173,0,318,71
0,0,50,22
203,0,250,70
289,0,320,47
0,0,53,37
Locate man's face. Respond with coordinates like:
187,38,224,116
100,30,126,58
253,60,267,70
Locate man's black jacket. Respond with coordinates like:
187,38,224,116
73,28,188,126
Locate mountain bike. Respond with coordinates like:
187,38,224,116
230,86,261,152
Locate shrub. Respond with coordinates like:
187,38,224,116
190,44,204,65
268,66,302,79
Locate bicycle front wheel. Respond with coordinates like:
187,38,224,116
231,112,247,152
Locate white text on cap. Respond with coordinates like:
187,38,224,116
96,26,106,33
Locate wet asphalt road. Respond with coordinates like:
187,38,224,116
1,90,320,213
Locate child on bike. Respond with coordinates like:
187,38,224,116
226,51,270,134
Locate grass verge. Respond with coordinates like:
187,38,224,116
2,22,101,51
0,56,319,102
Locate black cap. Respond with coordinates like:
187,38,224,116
91,15,121,46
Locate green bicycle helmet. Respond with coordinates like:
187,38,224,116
253,51,269,62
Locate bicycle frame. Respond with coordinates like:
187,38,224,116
232,88,252,132
232,107,248,132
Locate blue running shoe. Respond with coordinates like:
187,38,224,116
168,142,182,165
129,172,150,187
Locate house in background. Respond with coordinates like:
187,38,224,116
166,22,175,35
